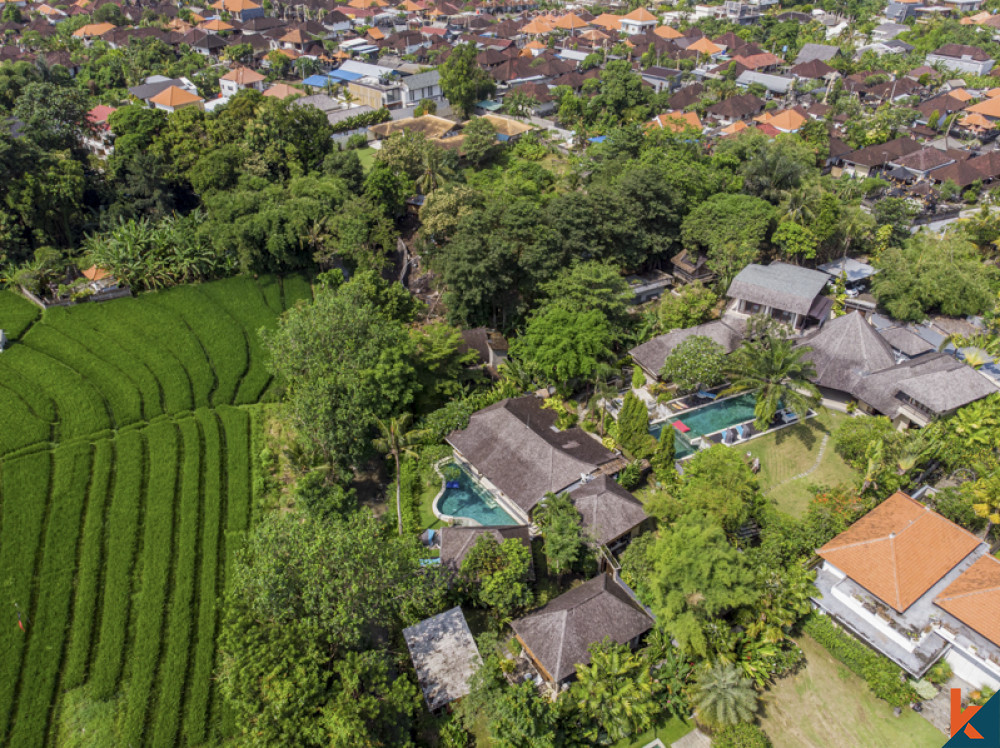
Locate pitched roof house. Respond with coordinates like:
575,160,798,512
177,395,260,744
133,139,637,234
927,44,995,76
812,492,1000,688
446,397,619,523
512,574,653,683
705,93,765,125
439,525,532,575
726,262,831,330
404,607,482,711
567,476,648,549
630,319,745,380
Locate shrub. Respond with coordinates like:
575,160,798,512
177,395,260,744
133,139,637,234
833,416,898,470
935,487,987,533
617,460,643,490
632,366,646,389
712,723,773,748
925,659,952,686
802,614,916,707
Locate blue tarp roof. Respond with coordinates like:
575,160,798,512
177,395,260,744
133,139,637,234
328,69,363,81
302,74,331,88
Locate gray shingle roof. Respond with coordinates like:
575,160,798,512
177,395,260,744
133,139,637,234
878,327,935,357
794,43,841,64
511,574,652,682
798,312,896,391
402,69,440,90
727,262,830,316
447,397,616,514
629,319,744,376
568,476,648,546
404,607,482,711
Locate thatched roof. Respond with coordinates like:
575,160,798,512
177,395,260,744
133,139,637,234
878,326,935,357
439,525,531,574
568,476,648,546
511,574,652,682
629,319,744,376
727,262,829,316
404,607,482,711
446,397,616,514
798,312,896,391
370,113,459,139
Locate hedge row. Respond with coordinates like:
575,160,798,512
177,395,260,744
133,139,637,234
8,442,92,748
119,422,179,747
183,409,224,746
89,431,145,700
150,417,203,747
0,451,51,741
802,613,917,707
62,439,114,691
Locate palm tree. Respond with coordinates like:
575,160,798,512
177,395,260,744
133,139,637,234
414,146,452,195
724,337,821,431
373,414,425,536
693,663,758,728
570,641,657,744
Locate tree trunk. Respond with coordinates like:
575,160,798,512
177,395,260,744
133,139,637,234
394,451,403,536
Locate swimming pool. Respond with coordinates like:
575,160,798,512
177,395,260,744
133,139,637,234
435,461,520,526
649,393,758,459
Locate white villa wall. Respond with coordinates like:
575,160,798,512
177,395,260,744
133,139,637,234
946,647,1000,691
830,581,919,652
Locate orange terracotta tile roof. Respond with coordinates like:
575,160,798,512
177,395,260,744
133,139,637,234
763,108,806,132
986,87,1000,98
654,25,682,39
212,0,261,10
579,28,609,42
591,13,621,30
721,120,748,135
367,26,385,40
72,22,115,37
199,18,234,31
555,12,588,30
263,82,301,99
961,112,995,129
949,88,973,102
221,66,265,84
650,110,702,132
687,37,722,56
521,18,555,34
149,85,203,108
280,28,311,44
622,7,656,22
935,555,1000,647
818,492,983,612
966,96,1000,118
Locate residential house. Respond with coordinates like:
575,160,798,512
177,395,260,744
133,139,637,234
735,70,794,95
370,114,460,140
619,7,657,36
888,147,956,180
219,66,266,98
927,44,995,76
649,110,703,133
348,75,404,109
812,491,1000,689
871,22,908,41
401,70,442,107
793,43,840,65
211,0,264,22
630,318,745,381
458,328,509,370
705,93,765,125
403,607,482,712
626,270,674,304
727,262,831,330
83,104,116,157
446,396,623,525
511,574,653,685
641,66,683,93
799,311,998,426
836,136,922,178
149,85,204,113
567,476,648,553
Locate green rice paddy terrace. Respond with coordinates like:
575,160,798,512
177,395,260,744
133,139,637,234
0,275,312,747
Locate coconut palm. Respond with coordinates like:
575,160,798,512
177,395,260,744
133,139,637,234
570,641,657,744
693,663,758,728
414,146,452,195
724,337,821,431
373,414,425,536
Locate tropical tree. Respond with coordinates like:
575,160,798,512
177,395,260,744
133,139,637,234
534,492,585,576
569,641,657,744
415,143,453,195
660,335,727,393
724,337,820,431
439,42,496,118
693,663,758,728
459,534,533,621
374,413,425,535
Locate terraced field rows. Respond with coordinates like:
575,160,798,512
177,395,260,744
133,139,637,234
0,274,312,746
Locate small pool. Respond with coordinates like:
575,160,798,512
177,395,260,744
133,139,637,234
650,393,758,459
436,462,520,526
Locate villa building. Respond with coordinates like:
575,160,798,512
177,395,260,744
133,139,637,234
726,262,832,331
812,492,1000,690
511,574,653,686
404,607,482,712
439,525,532,576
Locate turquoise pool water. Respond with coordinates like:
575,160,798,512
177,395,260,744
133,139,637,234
437,462,520,526
649,393,758,458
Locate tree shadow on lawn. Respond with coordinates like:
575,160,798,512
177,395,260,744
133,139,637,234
771,414,829,452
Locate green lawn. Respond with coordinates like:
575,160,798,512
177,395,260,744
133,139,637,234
744,409,858,518
356,146,377,172
761,635,943,748
612,716,693,748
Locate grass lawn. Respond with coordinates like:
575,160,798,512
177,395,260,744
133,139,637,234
356,146,377,172
760,635,943,748
744,409,858,518
612,716,693,748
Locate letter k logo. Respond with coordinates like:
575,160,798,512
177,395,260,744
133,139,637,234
953,688,985,740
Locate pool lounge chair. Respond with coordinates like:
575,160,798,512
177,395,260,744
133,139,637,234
697,390,718,400
781,410,799,425
735,424,747,441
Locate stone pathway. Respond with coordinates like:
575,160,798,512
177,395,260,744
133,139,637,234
766,434,830,494
670,729,711,748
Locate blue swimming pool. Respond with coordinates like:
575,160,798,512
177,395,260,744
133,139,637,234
436,462,520,526
649,393,758,458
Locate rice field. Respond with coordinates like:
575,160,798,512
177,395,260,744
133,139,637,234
0,274,312,746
